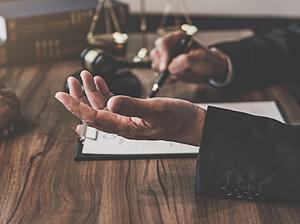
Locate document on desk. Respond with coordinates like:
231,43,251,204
199,101,285,123
76,101,284,159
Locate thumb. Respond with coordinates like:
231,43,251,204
107,96,160,119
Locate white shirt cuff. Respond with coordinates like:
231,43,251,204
208,47,234,88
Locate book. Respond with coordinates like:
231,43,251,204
0,42,6,65
75,101,285,160
0,0,129,42
0,0,130,65
0,36,86,64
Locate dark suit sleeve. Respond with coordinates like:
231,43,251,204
196,107,300,202
213,24,300,86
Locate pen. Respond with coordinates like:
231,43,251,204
148,24,198,98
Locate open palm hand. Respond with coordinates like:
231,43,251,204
55,71,206,146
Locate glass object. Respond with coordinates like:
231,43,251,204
86,0,128,55
157,0,193,35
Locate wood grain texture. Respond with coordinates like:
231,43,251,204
0,31,300,224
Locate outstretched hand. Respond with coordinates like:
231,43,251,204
55,71,206,146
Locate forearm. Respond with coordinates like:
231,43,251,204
196,107,300,201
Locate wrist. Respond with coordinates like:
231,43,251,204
208,47,233,87
185,106,206,147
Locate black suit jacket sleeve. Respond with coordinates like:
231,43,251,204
213,24,300,86
196,107,300,202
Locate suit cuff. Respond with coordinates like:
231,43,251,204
195,106,284,201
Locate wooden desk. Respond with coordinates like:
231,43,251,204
1,31,300,224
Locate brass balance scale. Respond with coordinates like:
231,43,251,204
66,0,198,97
86,0,198,60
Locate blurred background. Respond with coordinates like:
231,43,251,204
1,0,300,67
1,0,299,98
125,0,300,17
125,0,300,31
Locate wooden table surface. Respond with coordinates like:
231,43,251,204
1,31,300,224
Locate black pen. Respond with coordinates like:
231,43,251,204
148,24,198,98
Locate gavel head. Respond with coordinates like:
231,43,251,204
80,48,120,81
64,47,147,97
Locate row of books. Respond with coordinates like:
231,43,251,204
0,37,87,65
0,0,130,66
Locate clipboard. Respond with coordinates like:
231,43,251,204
74,101,288,161
75,126,199,161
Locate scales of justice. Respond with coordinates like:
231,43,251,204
86,0,198,62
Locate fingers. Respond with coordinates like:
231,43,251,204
56,92,138,136
55,92,97,124
68,76,83,98
67,76,88,104
150,48,160,71
167,49,206,80
80,70,112,109
93,76,113,100
107,96,162,119
67,70,113,109
154,31,185,72
168,54,191,77
166,75,180,83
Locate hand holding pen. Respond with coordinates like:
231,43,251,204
148,24,198,98
150,25,230,89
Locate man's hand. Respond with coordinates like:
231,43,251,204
0,87,20,138
150,31,229,83
55,71,206,146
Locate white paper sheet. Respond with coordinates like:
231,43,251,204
198,101,284,123
82,101,284,155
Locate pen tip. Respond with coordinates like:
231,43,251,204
152,84,159,92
